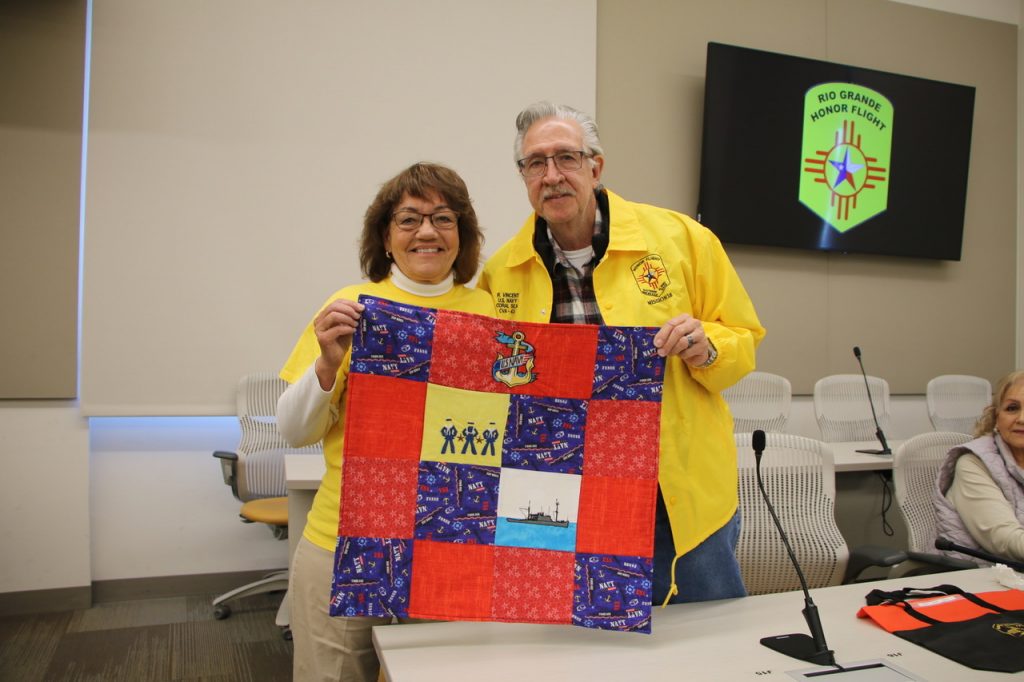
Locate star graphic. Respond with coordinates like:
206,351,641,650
829,148,864,189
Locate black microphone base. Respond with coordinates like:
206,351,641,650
855,448,891,455
761,634,836,667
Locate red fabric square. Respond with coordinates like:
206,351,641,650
408,541,494,620
575,476,656,556
343,374,426,460
492,547,573,624
339,458,418,538
583,400,661,479
429,310,599,399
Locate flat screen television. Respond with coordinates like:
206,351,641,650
696,42,975,260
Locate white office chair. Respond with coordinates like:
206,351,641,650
890,431,977,575
735,432,850,594
722,371,792,433
813,374,892,443
212,372,322,636
926,374,991,434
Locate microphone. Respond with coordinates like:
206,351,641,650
852,346,891,455
935,537,1024,572
753,430,838,668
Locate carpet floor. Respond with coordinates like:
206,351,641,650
0,591,292,681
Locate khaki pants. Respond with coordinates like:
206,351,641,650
290,536,392,682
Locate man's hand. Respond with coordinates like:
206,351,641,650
653,313,712,367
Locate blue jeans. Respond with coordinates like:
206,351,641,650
651,489,746,604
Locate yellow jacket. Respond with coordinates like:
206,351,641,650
479,189,765,555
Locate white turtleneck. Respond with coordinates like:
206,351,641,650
389,264,454,296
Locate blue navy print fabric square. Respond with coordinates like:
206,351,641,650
592,326,663,400
331,537,413,618
350,298,435,381
415,462,499,544
502,396,588,474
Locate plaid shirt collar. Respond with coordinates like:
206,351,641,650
532,186,610,275
532,187,609,324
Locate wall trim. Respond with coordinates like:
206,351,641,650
0,568,286,616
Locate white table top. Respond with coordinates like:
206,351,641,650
831,440,900,472
284,452,324,490
373,568,1012,681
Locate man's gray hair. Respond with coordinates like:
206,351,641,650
513,101,604,163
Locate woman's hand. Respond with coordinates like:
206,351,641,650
653,313,712,367
313,298,364,390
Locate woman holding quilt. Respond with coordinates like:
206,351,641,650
277,162,494,682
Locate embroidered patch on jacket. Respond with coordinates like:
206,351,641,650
631,255,670,297
329,295,665,633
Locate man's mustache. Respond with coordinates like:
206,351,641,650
542,185,576,200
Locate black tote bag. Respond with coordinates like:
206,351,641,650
864,584,1024,673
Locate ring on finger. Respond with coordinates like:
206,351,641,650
685,333,695,349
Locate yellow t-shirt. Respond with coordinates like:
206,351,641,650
280,278,495,551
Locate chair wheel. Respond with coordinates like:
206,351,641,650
214,604,232,620
282,627,292,641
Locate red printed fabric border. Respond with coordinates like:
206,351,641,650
330,295,665,633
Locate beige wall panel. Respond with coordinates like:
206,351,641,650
0,2,84,398
597,0,1017,393
821,1,1017,391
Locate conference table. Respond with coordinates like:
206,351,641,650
285,453,323,561
372,567,1014,681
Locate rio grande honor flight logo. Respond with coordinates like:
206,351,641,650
800,83,892,233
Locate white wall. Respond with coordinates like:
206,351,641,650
88,417,291,581
0,404,90,592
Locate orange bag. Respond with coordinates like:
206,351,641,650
858,584,1024,673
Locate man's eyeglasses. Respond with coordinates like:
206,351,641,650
516,150,590,178
391,209,459,231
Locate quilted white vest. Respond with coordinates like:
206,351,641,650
934,434,1024,564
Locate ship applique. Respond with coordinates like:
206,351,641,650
506,499,569,528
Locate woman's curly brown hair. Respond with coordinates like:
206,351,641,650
360,162,483,284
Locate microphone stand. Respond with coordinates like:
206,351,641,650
753,430,838,668
852,346,891,455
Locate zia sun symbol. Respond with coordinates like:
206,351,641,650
803,120,888,222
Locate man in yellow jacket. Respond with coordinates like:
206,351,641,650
479,101,765,605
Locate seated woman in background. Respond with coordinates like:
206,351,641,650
276,162,494,682
934,369,1024,564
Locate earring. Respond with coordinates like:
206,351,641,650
386,250,392,260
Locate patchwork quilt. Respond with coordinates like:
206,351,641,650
330,295,665,633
